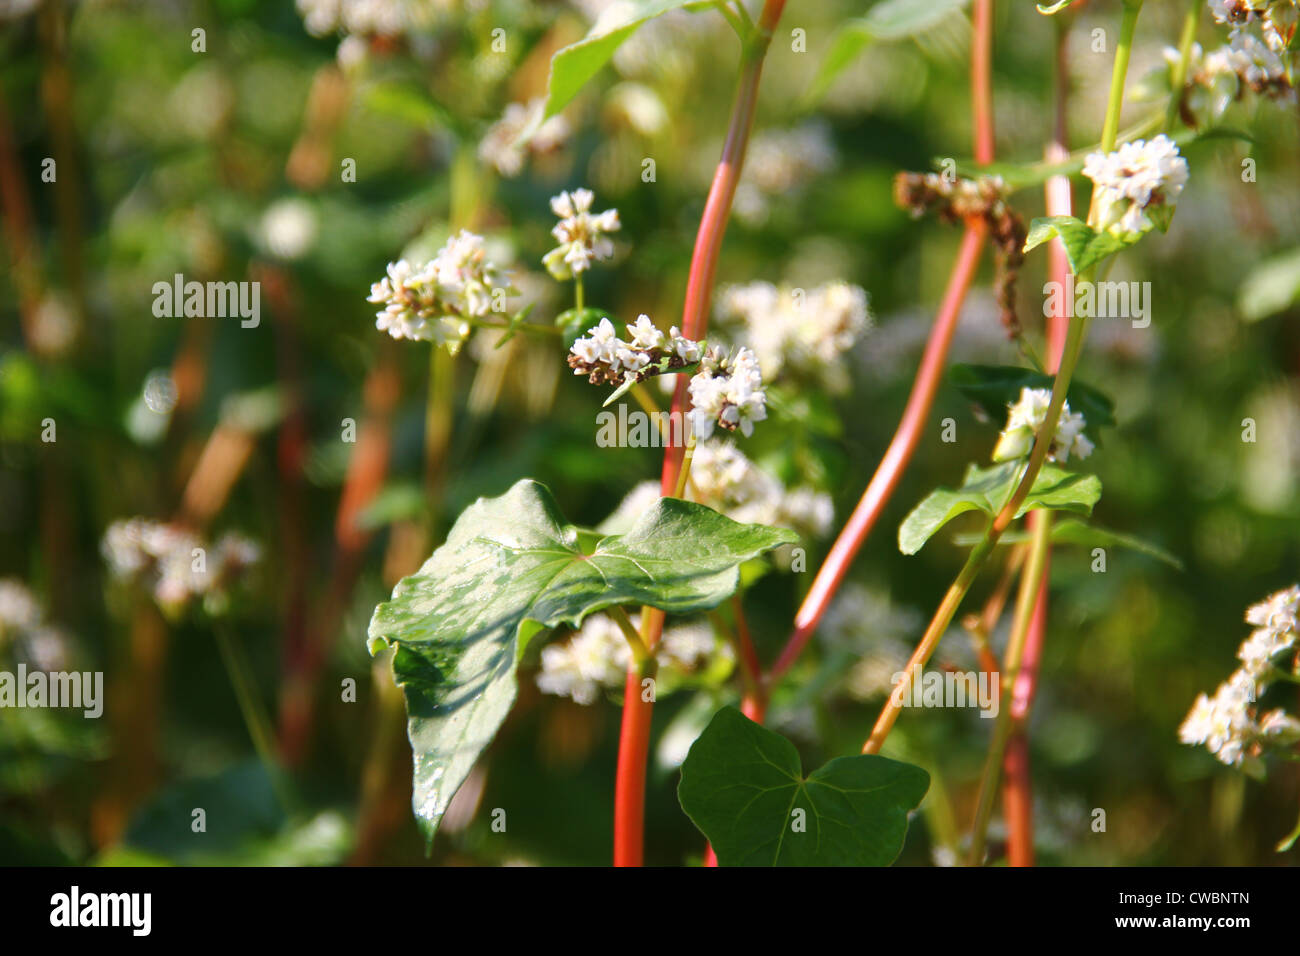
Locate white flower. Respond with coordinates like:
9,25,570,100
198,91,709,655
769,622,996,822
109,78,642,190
688,346,767,439
716,281,871,390
1244,583,1300,635
568,315,699,387
102,518,259,615
687,441,830,538
543,188,620,280
535,613,729,704
992,387,1094,464
1259,708,1300,741
668,328,700,363
626,314,665,351
0,579,41,636
1180,582,1300,768
368,230,512,351
478,99,571,178
1179,669,1259,766
1207,0,1264,27
1082,134,1189,238
536,615,629,705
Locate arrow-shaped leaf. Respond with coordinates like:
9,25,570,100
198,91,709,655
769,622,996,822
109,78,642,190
678,707,929,865
899,461,1102,555
367,479,797,844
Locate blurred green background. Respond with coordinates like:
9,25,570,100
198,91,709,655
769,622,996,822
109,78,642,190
0,0,1298,866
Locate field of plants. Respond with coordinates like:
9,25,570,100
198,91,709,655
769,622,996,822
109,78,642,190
1,0,1299,869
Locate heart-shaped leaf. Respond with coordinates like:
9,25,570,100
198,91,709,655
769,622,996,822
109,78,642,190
367,479,797,844
899,461,1102,555
1024,215,1133,275
678,707,929,865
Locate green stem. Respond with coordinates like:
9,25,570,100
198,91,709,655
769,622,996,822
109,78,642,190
1164,0,1200,132
862,0,1139,760
611,605,653,667
425,346,455,516
215,626,297,814
967,509,1052,865
574,274,584,313
1101,2,1143,154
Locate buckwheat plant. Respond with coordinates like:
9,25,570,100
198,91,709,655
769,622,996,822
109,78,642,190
1180,585,1300,848
355,0,1299,868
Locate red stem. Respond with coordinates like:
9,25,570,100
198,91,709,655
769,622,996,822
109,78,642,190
767,0,997,685
1002,21,1074,867
972,0,996,166
614,0,787,868
769,221,988,682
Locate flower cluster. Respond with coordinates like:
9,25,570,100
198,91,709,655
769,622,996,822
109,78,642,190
1082,134,1190,238
688,441,832,538
715,281,871,391
478,99,571,178
732,122,837,224
0,579,70,670
687,346,767,440
1180,585,1300,768
367,230,513,352
568,315,701,386
893,171,1027,334
568,316,766,438
1170,31,1292,127
102,519,260,616
992,387,1094,464
600,442,831,556
543,188,620,280
535,613,728,705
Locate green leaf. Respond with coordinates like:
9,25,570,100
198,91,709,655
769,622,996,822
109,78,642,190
1237,246,1300,322
1024,215,1132,275
677,707,929,866
952,518,1182,569
899,461,1102,555
1037,0,1084,13
367,479,797,844
1048,519,1183,569
949,363,1116,438
542,0,701,119
808,0,970,102
556,306,613,348
602,355,699,407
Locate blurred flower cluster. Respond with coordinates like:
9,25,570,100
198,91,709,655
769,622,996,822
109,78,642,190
535,613,729,705
992,387,1094,464
1180,584,1300,770
715,281,871,391
368,231,516,351
101,520,260,618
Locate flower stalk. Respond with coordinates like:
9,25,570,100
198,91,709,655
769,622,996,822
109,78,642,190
613,0,787,868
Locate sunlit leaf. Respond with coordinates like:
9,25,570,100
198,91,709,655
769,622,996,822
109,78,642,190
367,480,796,843
899,461,1101,555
